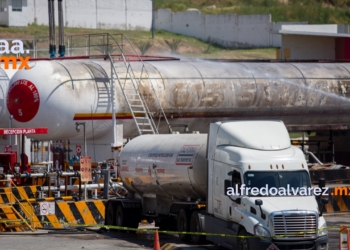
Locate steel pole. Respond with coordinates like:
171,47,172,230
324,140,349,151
152,0,154,39
84,123,87,156
110,56,117,147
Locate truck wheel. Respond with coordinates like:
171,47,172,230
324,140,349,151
105,202,115,226
177,209,191,242
116,205,125,228
190,211,205,244
237,229,250,250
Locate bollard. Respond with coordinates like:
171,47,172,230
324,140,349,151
339,225,350,250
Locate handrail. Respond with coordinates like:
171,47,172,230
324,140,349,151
106,34,171,133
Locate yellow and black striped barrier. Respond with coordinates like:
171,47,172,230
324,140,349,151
322,187,350,213
0,200,105,230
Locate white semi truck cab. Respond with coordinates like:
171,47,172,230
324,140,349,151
105,120,328,250
205,120,328,250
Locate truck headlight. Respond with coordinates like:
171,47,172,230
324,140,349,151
254,224,271,237
318,222,328,237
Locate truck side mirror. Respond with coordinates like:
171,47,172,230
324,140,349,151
255,199,266,219
255,199,263,206
318,178,325,189
224,179,232,196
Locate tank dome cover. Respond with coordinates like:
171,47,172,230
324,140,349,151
216,120,291,150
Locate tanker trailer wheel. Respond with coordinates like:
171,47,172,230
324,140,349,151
190,211,205,244
177,209,191,242
116,204,126,229
237,229,250,250
105,202,115,226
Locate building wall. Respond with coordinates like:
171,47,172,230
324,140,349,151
281,24,349,34
281,35,335,60
8,0,29,27
335,37,350,60
0,0,9,26
1,0,152,30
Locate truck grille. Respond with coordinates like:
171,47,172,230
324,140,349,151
273,213,317,239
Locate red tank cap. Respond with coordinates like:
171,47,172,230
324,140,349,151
7,79,40,123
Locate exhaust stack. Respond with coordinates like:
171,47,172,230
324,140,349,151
58,0,65,57
48,0,56,58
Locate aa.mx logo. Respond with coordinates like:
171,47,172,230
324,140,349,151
0,40,30,70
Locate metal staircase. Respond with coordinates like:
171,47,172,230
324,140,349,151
0,204,35,232
105,34,171,135
0,181,36,232
108,53,157,135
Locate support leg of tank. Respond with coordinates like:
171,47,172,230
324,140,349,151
177,209,191,242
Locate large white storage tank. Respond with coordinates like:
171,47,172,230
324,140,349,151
6,59,350,143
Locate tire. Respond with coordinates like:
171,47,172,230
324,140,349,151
128,208,141,229
177,209,191,242
105,202,115,226
237,229,250,250
116,204,125,228
190,211,205,244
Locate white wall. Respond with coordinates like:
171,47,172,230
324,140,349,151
236,15,271,48
1,0,152,30
155,9,275,48
282,35,335,60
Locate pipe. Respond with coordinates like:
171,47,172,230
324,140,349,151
3,171,81,179
37,182,123,192
305,150,323,165
20,196,78,202
58,0,65,57
48,0,56,58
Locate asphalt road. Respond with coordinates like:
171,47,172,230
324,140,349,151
0,213,347,250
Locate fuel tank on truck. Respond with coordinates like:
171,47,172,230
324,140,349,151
6,59,350,141
119,134,208,201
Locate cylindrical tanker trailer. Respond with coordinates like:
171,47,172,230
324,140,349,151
105,120,329,249
6,59,350,142
118,134,208,201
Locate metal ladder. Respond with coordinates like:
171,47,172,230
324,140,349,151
96,81,111,109
109,53,157,135
105,34,171,135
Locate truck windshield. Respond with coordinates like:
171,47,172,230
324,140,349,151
243,170,311,196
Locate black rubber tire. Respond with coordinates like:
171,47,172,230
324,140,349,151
127,208,141,229
177,209,191,242
190,211,205,244
237,229,250,250
105,202,115,226
115,204,125,228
